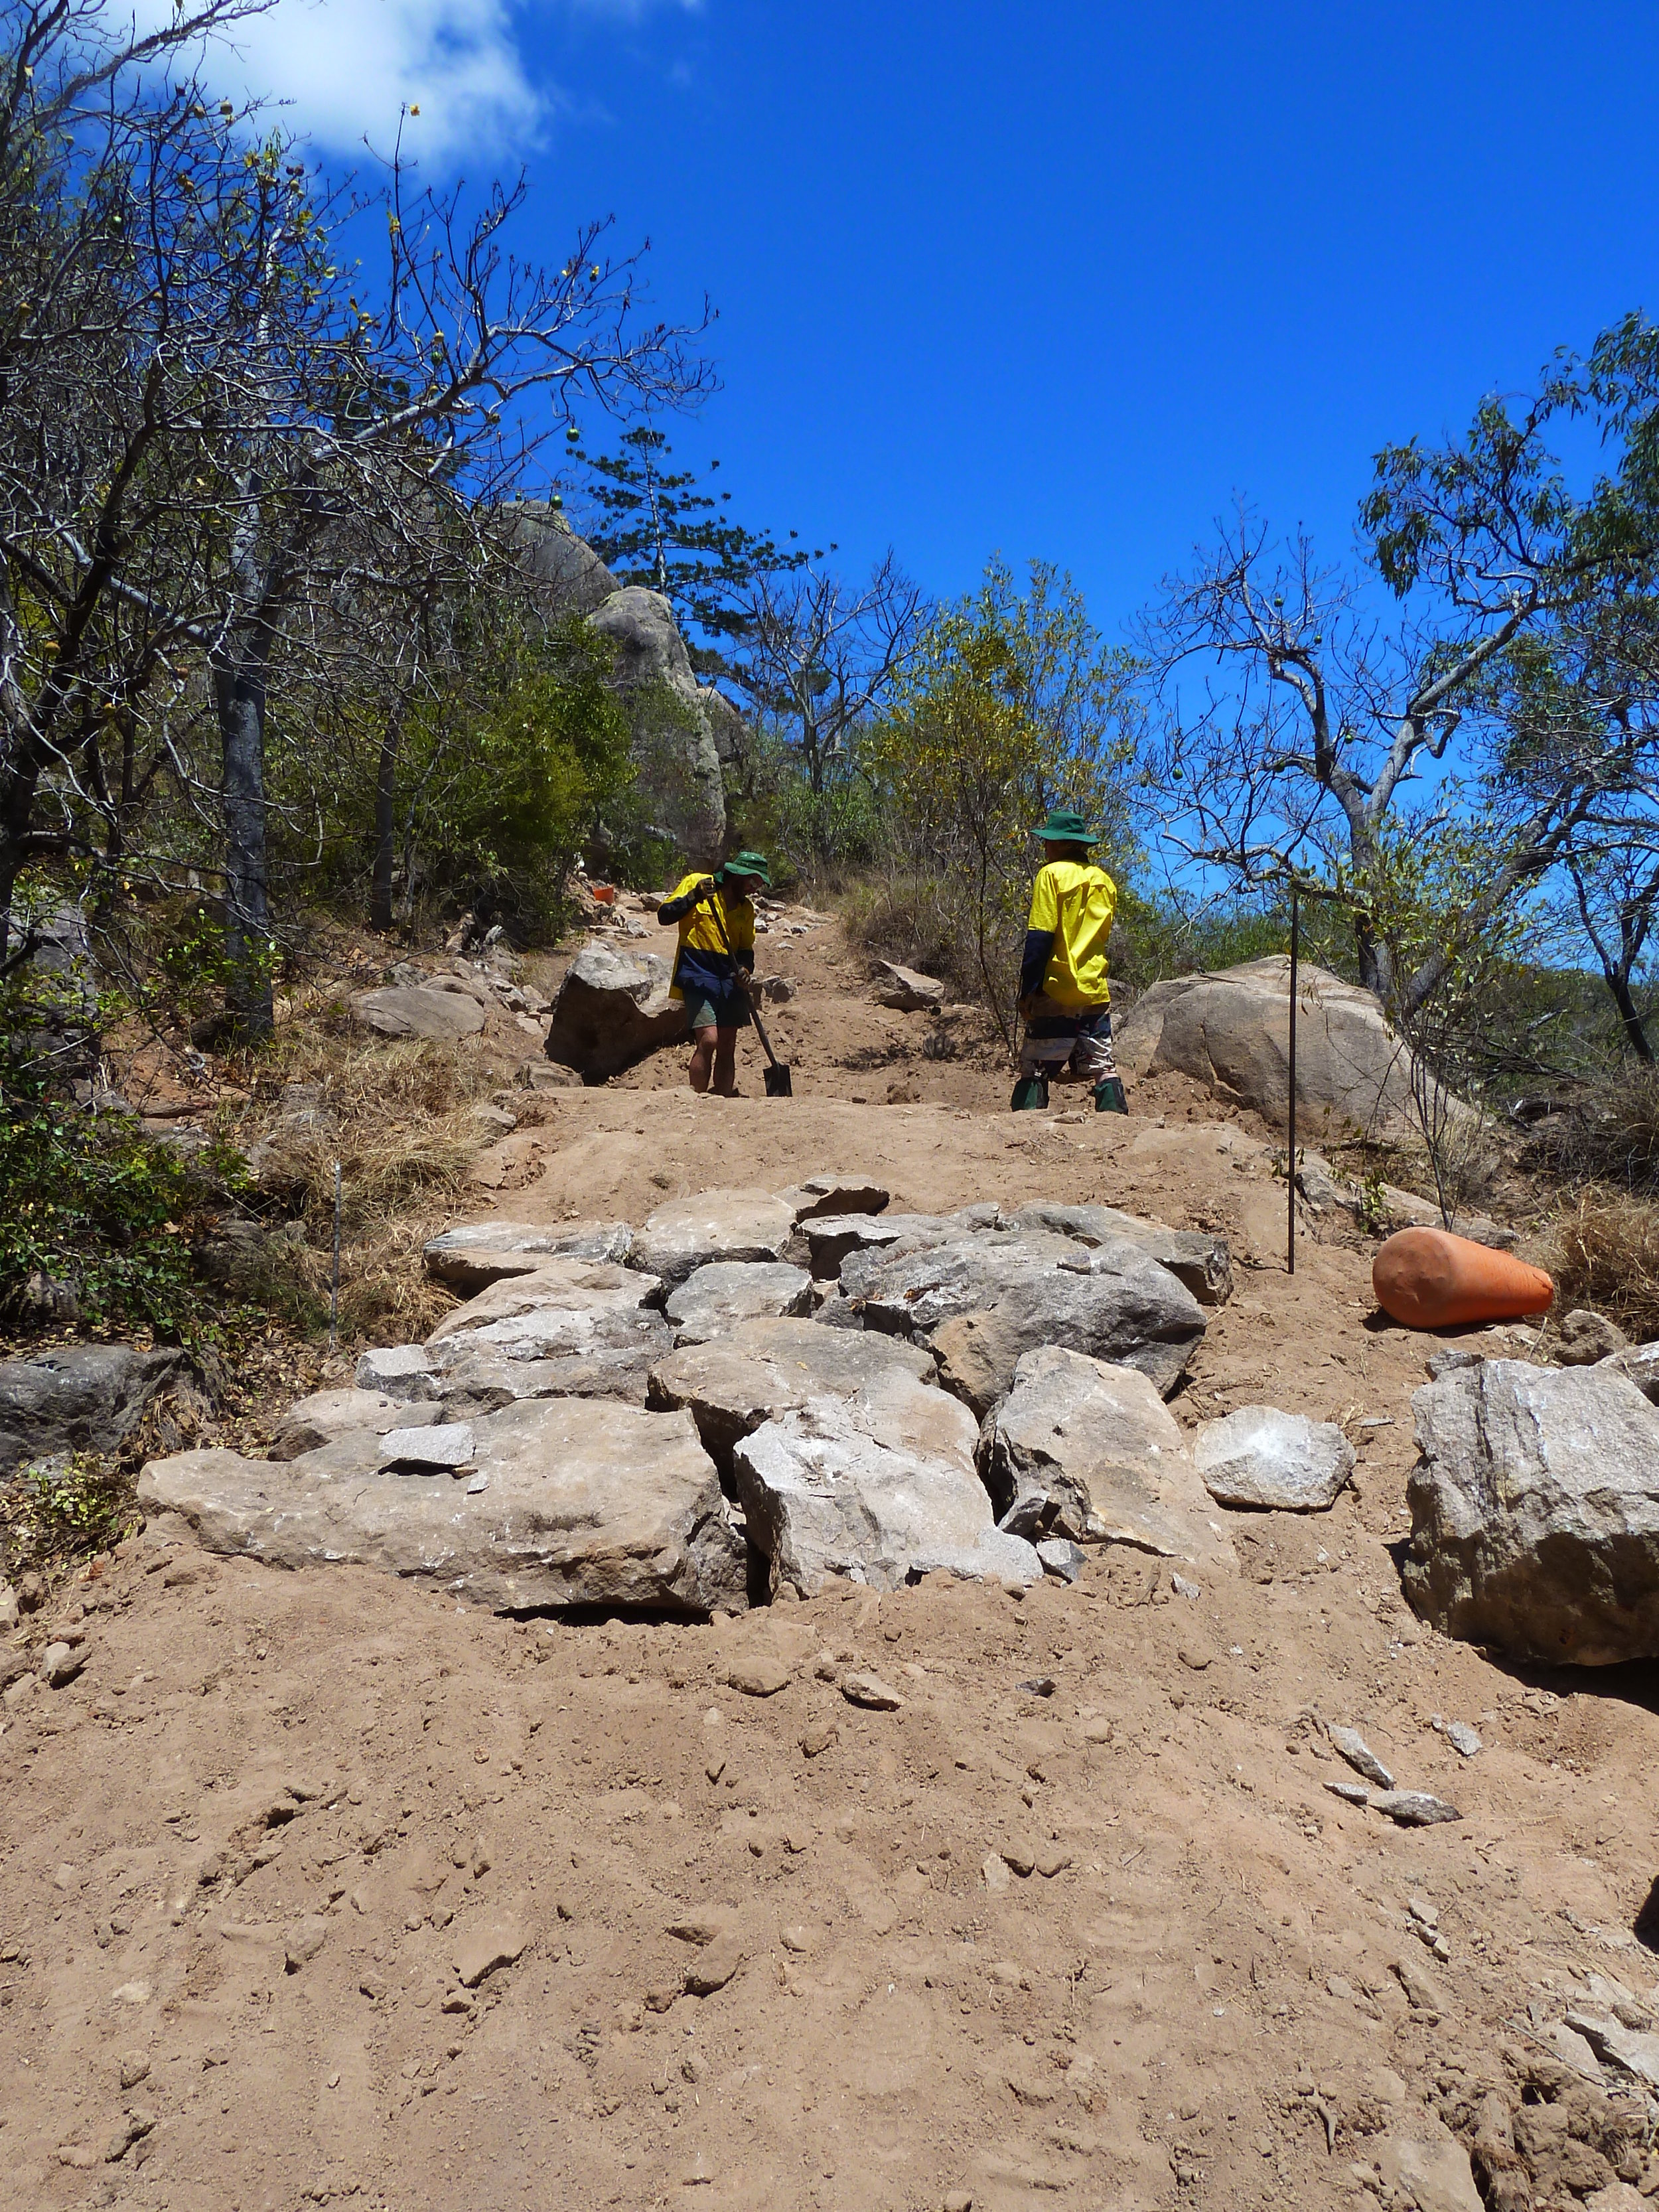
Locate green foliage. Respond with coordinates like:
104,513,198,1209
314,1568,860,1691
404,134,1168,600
0,1071,243,1345
570,426,814,671
868,559,1141,1047
7,1451,137,1567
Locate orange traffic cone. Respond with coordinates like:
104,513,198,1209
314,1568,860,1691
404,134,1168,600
1372,1226,1553,1331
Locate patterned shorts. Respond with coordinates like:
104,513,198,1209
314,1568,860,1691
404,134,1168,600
1017,998,1118,1082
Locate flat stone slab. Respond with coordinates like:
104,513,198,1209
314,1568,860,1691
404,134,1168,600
647,1317,937,1475
270,1389,440,1461
1193,1405,1354,1511
378,1423,475,1472
354,1345,440,1402
350,986,485,1041
665,1261,812,1347
1008,1203,1233,1308
422,1259,671,1412
734,1380,1040,1596
630,1190,798,1283
423,1219,634,1291
1404,1359,1659,1664
137,1398,746,1615
843,1232,1205,1414
802,1211,955,1278
871,960,944,1011
983,1345,1236,1568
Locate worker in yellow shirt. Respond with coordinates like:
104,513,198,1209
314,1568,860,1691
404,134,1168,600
1011,809,1126,1114
657,851,770,1095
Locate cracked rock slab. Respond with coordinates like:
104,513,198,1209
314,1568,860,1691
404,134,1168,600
981,1345,1235,1568
1007,1203,1234,1307
734,1384,1041,1597
422,1218,635,1291
420,1260,672,1410
630,1189,798,1283
665,1261,813,1347
646,1317,936,1476
136,1396,747,1615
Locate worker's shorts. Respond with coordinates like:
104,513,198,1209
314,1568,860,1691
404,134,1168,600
1017,997,1118,1082
682,990,751,1033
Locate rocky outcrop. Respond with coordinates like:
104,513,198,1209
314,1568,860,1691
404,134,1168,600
1115,957,1425,1137
1403,1359,1659,1664
587,586,727,866
0,1345,198,1478
982,1345,1235,1567
1192,1405,1354,1511
543,944,685,1082
137,1397,747,1615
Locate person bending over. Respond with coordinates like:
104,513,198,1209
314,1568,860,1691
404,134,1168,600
1011,808,1127,1114
657,851,772,1095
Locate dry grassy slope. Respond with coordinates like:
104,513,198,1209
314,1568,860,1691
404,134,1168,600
3,905,1657,2212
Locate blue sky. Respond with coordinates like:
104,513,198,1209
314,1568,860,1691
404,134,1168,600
195,0,1659,636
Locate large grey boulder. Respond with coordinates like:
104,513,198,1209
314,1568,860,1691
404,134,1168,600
665,1262,812,1347
1192,1405,1354,1512
423,1259,671,1410
350,986,486,1041
587,586,727,865
735,1384,1040,1597
646,1317,936,1475
137,1397,747,1615
842,1230,1206,1414
1008,1203,1233,1307
630,1189,797,1284
801,1211,954,1278
544,944,686,1082
982,1346,1236,1568
498,500,620,616
1114,958,1422,1138
423,1218,635,1292
1403,1359,1659,1664
871,961,945,1013
0,1345,198,1478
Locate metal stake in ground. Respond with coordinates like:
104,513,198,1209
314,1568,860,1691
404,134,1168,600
330,1160,342,1353
1287,889,1299,1277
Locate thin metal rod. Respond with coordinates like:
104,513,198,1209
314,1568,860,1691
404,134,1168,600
1287,891,1299,1277
329,1160,342,1354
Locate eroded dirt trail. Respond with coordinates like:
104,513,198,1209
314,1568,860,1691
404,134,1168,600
3,910,1657,2212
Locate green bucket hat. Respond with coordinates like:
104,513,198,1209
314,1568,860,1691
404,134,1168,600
1037,808,1100,846
719,849,772,889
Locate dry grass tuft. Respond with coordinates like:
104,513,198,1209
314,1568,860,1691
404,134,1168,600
1548,1189,1659,1343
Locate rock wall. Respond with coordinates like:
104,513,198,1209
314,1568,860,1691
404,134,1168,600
504,503,743,867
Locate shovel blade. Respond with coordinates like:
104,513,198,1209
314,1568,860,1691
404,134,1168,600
764,1063,794,1098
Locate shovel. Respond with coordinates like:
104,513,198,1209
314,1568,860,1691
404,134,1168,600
707,893,793,1098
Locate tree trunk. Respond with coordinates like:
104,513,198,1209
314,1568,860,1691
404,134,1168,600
213,634,275,1041
1355,915,1393,1007
1602,969,1655,1065
370,694,405,933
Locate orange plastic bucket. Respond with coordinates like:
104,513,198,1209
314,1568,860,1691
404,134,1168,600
1372,1226,1553,1331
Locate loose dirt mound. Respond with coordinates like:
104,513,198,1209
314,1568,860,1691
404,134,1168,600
3,904,1657,2212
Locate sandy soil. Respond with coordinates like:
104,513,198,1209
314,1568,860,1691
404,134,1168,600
3,901,1656,2212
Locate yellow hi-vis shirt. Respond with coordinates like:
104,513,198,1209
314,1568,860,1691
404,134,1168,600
662,872,755,1003
1027,859,1117,1009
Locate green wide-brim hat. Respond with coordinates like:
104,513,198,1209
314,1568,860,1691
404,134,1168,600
1037,808,1100,845
719,850,772,888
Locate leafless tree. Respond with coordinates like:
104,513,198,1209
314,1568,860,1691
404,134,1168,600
730,553,927,796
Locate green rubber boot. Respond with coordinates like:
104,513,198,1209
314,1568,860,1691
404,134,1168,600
1010,1076,1049,1112
1093,1076,1128,1114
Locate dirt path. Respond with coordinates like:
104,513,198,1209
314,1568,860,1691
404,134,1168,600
3,906,1656,2212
